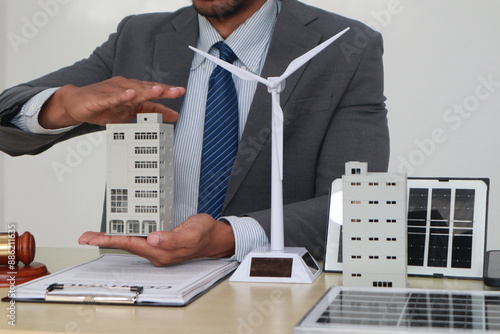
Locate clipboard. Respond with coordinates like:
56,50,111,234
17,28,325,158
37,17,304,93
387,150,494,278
3,254,238,307
45,283,144,304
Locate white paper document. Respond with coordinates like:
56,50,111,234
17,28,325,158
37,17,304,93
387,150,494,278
13,254,238,306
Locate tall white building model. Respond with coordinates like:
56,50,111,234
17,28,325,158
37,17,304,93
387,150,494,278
342,161,407,288
105,113,174,236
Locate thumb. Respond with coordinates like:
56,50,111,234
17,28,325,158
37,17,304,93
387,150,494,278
147,232,163,247
146,222,204,249
146,230,192,249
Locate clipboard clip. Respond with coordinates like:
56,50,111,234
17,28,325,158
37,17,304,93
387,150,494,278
46,283,144,304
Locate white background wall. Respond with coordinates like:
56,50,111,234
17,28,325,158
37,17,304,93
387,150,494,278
0,0,5,227
1,0,499,251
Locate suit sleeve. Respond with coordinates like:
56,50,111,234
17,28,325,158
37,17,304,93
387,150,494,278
249,30,389,260
0,16,135,157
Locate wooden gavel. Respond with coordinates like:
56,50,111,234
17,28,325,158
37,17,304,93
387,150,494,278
0,231,35,267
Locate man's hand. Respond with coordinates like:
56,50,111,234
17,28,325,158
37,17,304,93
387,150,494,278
39,76,186,129
78,214,236,266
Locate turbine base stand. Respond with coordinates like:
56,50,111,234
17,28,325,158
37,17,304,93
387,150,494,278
230,247,321,283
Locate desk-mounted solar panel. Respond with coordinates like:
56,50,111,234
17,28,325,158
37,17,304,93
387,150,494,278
324,178,489,279
295,286,500,333
406,178,488,278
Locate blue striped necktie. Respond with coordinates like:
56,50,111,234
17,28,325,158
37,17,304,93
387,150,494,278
198,42,239,219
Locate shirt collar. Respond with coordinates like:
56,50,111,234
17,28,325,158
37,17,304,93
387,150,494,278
192,0,280,74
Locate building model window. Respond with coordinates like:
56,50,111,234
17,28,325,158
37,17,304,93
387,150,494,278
373,281,393,288
110,189,128,213
135,190,158,198
135,161,158,169
142,220,158,234
135,132,159,140
135,147,158,155
135,206,158,213
127,220,140,234
135,176,158,184
113,132,125,140
110,220,124,233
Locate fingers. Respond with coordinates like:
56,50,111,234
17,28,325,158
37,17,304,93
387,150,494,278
94,84,185,124
78,230,190,266
95,84,184,112
78,231,104,245
48,77,186,128
77,214,235,267
79,231,149,255
109,77,185,103
78,232,129,248
122,85,185,104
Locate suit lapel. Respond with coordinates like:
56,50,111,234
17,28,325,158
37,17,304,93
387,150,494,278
152,7,199,114
224,0,323,206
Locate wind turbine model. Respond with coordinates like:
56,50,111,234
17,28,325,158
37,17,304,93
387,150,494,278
190,27,350,283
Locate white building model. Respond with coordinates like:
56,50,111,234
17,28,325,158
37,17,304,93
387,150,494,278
342,161,407,288
105,113,174,236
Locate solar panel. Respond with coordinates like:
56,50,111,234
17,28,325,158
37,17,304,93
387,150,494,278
295,286,500,333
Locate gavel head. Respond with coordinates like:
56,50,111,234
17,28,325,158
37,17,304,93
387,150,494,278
0,231,36,266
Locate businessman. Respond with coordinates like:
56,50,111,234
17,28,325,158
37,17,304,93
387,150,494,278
0,0,390,266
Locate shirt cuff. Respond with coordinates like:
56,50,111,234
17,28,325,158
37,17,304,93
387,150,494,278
11,87,79,134
220,216,269,262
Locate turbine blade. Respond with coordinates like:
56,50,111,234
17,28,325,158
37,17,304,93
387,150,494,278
189,46,270,85
279,27,350,82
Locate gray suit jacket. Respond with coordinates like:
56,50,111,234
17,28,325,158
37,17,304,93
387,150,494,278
0,0,389,259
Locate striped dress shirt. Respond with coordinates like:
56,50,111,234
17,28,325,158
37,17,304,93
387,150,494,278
175,0,280,261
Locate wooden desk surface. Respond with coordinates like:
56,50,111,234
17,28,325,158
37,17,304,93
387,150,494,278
0,248,492,334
